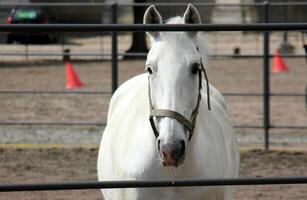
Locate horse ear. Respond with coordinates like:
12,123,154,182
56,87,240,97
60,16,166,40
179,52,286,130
183,4,201,24
143,5,162,39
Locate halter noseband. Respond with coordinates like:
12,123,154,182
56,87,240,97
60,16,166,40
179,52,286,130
147,52,211,141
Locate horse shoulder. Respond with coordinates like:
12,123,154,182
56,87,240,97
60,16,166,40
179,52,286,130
98,74,155,179
208,83,229,113
201,84,240,177
197,86,239,200
106,74,148,123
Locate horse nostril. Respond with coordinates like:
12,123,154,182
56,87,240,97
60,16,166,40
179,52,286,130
158,140,186,161
179,140,186,157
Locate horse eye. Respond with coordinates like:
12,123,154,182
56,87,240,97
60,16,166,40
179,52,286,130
191,63,200,74
145,66,153,74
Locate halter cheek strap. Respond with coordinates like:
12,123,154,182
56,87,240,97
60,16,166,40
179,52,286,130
147,59,211,141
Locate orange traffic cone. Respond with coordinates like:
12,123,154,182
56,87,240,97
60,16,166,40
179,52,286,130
65,62,84,89
272,51,288,73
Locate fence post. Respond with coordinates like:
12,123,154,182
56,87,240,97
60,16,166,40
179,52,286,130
263,1,270,151
111,3,118,94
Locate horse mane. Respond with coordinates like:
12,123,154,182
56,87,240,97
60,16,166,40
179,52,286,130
161,16,209,66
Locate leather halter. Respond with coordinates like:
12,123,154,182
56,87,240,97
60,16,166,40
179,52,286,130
147,54,211,141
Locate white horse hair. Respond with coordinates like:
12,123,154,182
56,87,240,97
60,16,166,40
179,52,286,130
97,4,239,200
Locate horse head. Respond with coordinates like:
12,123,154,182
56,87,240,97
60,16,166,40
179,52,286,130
144,4,206,167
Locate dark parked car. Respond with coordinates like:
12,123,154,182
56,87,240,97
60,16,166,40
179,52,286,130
5,8,58,44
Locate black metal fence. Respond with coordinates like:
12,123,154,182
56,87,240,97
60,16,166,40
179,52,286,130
0,2,307,151
1,176,307,193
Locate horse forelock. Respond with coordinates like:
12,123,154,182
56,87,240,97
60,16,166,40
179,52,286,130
158,17,208,64
165,16,184,24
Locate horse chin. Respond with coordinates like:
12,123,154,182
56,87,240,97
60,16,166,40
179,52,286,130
161,157,185,168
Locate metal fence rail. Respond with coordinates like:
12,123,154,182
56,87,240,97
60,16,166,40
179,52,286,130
0,91,305,129
1,23,307,32
1,2,307,7
1,176,307,192
0,91,305,96
0,52,306,58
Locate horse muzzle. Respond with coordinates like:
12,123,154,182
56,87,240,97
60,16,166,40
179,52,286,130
158,140,186,167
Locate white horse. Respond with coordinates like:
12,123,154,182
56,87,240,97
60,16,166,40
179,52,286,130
97,4,239,200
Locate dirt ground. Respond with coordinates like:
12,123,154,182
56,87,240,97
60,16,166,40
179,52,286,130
0,148,306,200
